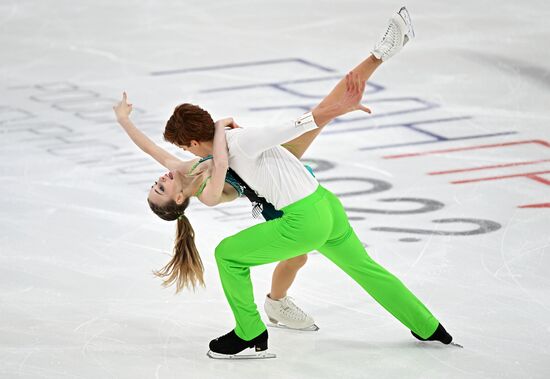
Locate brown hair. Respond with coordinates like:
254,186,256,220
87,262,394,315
164,103,215,147
147,197,205,292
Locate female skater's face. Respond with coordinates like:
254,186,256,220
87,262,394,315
148,171,184,206
147,170,202,206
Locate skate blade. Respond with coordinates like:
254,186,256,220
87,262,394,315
267,322,320,332
398,6,415,39
450,342,464,348
207,349,277,360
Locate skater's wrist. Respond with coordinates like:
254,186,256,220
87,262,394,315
116,115,131,125
311,104,340,127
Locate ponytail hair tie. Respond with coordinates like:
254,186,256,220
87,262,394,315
177,213,186,220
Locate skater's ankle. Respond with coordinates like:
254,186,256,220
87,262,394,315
368,55,383,65
267,293,285,301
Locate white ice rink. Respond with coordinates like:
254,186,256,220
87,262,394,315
1,1,549,378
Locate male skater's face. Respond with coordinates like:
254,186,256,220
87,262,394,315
179,140,211,158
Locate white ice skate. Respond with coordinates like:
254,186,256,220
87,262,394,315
264,295,319,332
371,6,415,61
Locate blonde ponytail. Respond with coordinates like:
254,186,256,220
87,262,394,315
148,197,205,292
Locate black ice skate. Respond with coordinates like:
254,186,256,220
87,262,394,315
411,323,463,348
207,329,276,359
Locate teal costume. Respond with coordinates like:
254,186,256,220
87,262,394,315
189,155,243,197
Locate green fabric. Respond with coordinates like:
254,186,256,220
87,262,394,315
188,157,211,197
188,158,204,174
214,185,439,341
194,177,210,197
190,155,243,197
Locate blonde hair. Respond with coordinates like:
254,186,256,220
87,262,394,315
147,197,205,292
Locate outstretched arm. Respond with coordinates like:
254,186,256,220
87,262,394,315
113,92,192,172
197,120,230,206
282,56,381,159
233,72,369,158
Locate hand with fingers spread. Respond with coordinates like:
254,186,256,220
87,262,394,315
311,71,371,127
113,91,133,122
337,71,371,115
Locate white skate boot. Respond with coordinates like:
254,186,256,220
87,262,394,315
264,295,319,331
371,6,415,61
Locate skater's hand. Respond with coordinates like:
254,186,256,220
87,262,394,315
338,71,371,115
215,117,241,129
113,92,133,122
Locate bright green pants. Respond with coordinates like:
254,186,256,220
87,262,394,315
214,185,439,341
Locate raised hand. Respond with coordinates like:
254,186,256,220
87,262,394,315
113,92,133,121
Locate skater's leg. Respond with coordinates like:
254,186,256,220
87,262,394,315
317,55,381,110
282,6,415,159
282,55,381,159
264,254,316,330
318,191,439,338
215,191,330,340
269,255,308,299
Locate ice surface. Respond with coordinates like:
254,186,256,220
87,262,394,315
1,1,549,378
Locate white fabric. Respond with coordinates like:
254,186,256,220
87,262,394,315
225,112,319,209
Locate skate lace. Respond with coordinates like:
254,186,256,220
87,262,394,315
280,297,308,321
381,20,398,46
374,19,400,60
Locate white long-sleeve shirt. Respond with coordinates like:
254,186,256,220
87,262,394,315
226,112,320,209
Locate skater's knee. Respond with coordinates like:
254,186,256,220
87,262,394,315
214,237,232,263
283,254,308,269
